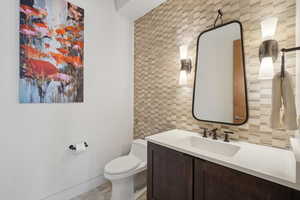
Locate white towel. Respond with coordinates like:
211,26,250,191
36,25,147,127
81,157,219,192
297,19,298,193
270,71,298,130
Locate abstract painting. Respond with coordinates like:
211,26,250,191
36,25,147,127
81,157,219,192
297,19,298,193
19,0,84,103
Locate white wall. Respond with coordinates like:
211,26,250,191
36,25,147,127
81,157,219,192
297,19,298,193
0,0,133,200
296,0,300,138
115,0,128,10
116,0,166,21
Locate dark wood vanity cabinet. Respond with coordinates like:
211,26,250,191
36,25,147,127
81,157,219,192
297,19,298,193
147,142,193,200
294,192,300,200
194,159,293,200
148,142,300,200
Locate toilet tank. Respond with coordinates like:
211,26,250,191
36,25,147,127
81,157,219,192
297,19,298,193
130,139,147,162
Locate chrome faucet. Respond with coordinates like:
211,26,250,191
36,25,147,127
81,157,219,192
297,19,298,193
209,128,218,140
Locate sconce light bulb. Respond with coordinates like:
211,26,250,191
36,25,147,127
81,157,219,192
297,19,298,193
179,70,188,85
259,57,274,80
180,45,188,60
261,17,278,40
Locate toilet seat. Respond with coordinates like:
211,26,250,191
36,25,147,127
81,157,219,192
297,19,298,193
105,155,141,175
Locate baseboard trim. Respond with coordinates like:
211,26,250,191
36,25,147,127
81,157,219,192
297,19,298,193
40,175,106,200
134,187,147,200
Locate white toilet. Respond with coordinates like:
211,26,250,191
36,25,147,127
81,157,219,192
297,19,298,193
104,139,147,200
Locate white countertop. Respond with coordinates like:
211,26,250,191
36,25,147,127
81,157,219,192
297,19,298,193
146,129,300,191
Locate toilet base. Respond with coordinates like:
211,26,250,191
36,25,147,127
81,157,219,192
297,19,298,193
111,176,134,200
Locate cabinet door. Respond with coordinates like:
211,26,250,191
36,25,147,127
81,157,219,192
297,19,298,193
293,190,300,200
147,142,193,200
194,159,293,200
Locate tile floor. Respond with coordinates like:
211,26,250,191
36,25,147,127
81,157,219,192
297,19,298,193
71,182,146,200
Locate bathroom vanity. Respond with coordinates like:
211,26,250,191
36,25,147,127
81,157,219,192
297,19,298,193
146,130,300,200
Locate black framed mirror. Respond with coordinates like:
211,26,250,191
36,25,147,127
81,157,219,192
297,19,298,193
192,20,248,125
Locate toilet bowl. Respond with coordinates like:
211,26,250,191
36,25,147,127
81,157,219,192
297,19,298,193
104,139,147,200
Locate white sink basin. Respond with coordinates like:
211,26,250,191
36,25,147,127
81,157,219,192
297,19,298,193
180,136,240,157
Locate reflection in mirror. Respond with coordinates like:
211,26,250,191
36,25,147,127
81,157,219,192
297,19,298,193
193,21,248,125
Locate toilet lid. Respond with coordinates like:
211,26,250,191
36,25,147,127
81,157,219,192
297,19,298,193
105,155,141,175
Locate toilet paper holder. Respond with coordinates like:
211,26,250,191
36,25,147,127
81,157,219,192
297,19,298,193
69,142,88,151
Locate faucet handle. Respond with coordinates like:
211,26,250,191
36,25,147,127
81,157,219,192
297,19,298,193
224,131,234,142
200,128,208,138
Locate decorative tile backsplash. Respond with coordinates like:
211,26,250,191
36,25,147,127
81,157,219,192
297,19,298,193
134,0,296,148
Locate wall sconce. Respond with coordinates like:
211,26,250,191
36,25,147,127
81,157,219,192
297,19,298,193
179,45,192,85
258,17,279,80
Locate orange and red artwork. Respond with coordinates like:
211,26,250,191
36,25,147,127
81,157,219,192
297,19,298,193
19,0,84,103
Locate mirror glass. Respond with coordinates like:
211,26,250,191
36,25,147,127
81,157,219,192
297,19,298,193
193,21,248,125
